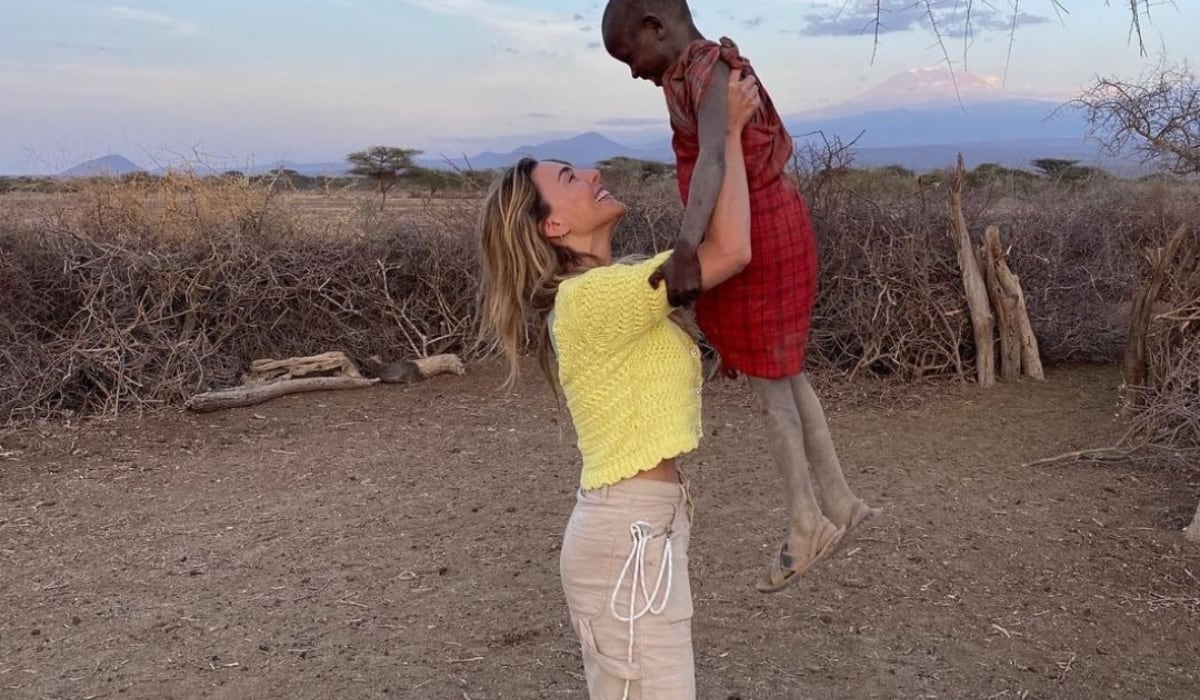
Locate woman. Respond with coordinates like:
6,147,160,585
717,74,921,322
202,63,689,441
478,69,759,699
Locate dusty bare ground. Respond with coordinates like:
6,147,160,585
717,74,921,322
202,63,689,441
2,364,1198,700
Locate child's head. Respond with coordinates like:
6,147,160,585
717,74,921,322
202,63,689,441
602,0,699,86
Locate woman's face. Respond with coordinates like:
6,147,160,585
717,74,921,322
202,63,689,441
530,160,626,242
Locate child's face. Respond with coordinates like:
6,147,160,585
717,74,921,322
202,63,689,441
603,22,675,87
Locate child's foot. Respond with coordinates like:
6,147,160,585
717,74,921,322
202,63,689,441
826,499,881,558
755,520,845,594
842,499,880,534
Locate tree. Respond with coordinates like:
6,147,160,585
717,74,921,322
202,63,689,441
347,146,422,209
1074,57,1199,177
966,162,1036,190
407,167,461,202
1029,158,1105,185
597,156,673,182
1030,158,1079,179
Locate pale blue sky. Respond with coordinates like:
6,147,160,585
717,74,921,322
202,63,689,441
0,1,1194,174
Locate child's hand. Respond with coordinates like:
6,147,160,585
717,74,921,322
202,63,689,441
650,245,702,308
727,68,760,132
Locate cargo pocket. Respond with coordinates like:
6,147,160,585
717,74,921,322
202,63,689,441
578,612,642,682
663,551,693,622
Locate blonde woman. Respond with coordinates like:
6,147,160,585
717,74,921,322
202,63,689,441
478,70,758,699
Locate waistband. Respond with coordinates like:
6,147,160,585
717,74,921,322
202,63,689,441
580,477,688,502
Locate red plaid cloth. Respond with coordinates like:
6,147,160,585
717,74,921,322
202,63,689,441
663,37,817,379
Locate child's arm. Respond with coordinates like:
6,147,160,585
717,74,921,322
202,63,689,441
650,60,734,307
697,69,756,291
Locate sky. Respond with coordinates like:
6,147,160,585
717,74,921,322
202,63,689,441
0,0,1195,174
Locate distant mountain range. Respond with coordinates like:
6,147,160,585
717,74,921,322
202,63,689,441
58,155,143,178
40,68,1150,179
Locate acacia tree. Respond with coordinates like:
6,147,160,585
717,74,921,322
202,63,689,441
597,156,673,182
407,166,462,202
1074,58,1199,176
347,146,421,209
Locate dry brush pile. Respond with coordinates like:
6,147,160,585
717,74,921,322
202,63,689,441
1127,225,1200,469
802,166,1196,377
0,178,480,424
1,169,1197,430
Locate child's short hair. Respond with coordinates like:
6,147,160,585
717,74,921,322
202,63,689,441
602,0,693,34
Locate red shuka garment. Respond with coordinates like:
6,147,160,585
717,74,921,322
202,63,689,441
663,37,817,379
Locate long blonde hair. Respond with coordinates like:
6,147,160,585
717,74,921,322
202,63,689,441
477,158,595,389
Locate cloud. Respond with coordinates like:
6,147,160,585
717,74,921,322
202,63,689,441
108,5,198,35
793,0,1049,38
107,5,198,35
525,112,556,119
0,48,667,171
404,0,589,49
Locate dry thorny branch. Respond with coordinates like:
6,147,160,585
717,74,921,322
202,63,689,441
2,159,1196,427
854,0,1163,109
0,180,482,424
1075,56,1200,177
1030,226,1200,470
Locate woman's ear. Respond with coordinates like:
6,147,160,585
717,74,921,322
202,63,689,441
541,215,570,240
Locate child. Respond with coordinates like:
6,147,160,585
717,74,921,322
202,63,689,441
602,0,878,592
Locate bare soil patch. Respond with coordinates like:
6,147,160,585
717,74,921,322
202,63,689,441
2,364,1198,699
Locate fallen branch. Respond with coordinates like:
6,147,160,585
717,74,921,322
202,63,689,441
185,351,465,413
1022,444,1139,469
185,376,379,413
413,354,466,379
360,353,466,383
246,351,363,383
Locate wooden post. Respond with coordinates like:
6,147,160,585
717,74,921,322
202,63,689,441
1187,501,1200,543
983,228,1021,382
1001,262,1046,382
1123,225,1188,407
984,226,1045,381
950,154,996,388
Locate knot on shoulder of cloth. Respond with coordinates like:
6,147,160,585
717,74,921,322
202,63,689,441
717,36,748,70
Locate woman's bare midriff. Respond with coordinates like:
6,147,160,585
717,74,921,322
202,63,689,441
630,458,682,484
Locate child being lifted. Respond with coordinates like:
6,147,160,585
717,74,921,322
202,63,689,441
602,0,878,592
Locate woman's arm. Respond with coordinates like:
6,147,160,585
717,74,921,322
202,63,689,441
697,68,757,291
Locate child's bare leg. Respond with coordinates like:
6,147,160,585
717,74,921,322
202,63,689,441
749,377,844,592
790,373,877,531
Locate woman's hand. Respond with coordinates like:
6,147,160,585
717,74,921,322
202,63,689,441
726,67,760,133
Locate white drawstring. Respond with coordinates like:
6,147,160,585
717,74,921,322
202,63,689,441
609,520,674,700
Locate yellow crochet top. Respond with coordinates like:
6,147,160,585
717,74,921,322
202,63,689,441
551,251,703,490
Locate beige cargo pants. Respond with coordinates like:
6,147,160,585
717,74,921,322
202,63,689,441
560,478,695,699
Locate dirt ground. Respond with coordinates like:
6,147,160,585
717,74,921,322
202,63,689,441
2,363,1198,700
